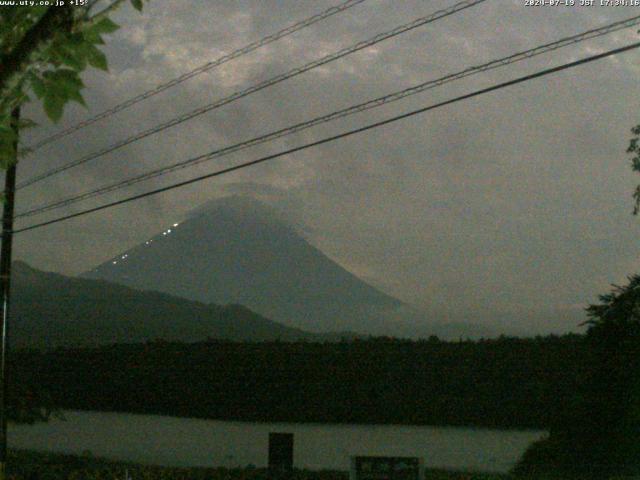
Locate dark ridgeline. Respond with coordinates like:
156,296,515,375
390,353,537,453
6,247,490,349
81,195,403,334
9,261,345,348
11,335,586,430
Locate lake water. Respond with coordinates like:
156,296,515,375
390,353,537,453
8,410,546,473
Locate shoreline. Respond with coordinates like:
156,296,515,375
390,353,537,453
15,408,549,434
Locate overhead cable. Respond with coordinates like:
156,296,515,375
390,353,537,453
17,14,640,219
14,41,640,234
17,0,487,190
24,0,369,152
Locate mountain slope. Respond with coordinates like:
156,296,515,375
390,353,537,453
82,196,403,333
10,261,322,348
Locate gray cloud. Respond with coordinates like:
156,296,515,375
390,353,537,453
12,0,640,334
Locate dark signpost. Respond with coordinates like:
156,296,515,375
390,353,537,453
268,432,294,475
350,456,424,480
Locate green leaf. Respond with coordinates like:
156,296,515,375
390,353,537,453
67,88,87,107
29,75,46,99
51,44,87,71
0,124,16,138
85,44,108,71
92,17,120,35
0,124,18,169
45,69,84,91
43,94,66,122
131,0,144,11
39,69,87,118
17,118,38,130
82,28,106,45
0,151,15,170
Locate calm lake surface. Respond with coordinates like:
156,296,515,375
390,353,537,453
8,411,546,473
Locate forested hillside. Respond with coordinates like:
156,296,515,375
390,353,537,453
10,262,334,347
12,335,588,429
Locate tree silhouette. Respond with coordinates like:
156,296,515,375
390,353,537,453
580,276,640,476
516,277,640,478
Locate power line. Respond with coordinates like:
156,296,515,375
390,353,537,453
13,41,640,235
16,14,640,220
24,0,369,153
17,0,487,190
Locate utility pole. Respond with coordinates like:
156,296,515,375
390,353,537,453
0,107,20,480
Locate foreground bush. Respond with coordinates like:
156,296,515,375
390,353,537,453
514,277,640,480
512,437,578,479
5,450,510,480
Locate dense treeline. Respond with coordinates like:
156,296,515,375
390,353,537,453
10,334,588,430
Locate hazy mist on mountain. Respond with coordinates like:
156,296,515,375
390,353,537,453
82,196,499,338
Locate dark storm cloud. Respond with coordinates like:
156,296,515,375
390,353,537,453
12,0,640,334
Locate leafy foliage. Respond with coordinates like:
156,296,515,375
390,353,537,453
0,0,148,423
0,0,148,168
627,125,640,214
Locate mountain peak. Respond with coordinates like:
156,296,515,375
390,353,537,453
83,195,402,333
191,194,271,213
188,195,289,226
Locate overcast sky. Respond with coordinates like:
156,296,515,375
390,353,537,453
11,0,640,334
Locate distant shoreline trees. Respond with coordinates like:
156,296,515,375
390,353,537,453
11,334,586,430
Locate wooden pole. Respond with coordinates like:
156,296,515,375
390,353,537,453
0,107,20,480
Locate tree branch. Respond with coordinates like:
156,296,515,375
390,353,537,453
0,6,74,95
